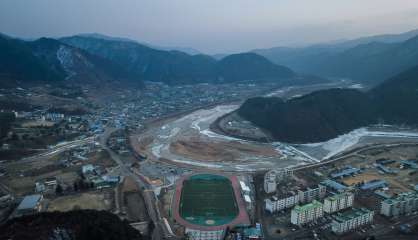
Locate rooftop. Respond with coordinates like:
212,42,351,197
293,200,322,213
17,194,42,210
333,208,372,223
321,179,347,191
331,166,360,178
325,192,353,202
382,191,418,204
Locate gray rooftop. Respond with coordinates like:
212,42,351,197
17,194,42,210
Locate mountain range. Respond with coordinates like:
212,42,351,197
253,28,418,86
237,64,418,143
0,33,297,87
60,36,296,85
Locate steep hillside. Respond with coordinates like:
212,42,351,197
238,89,374,143
0,34,143,88
0,35,64,87
29,38,143,87
237,65,418,143
0,210,143,240
61,36,296,85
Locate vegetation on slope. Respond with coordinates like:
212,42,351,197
0,210,143,240
238,65,418,143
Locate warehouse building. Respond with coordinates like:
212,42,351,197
380,192,418,217
330,166,360,179
360,179,387,190
324,192,354,213
320,179,347,192
15,194,43,217
291,200,323,225
331,208,374,235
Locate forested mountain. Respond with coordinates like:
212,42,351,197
61,36,296,85
0,35,63,87
237,65,418,143
216,53,294,83
253,29,418,86
0,34,143,88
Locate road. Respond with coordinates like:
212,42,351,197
18,137,95,164
100,127,174,240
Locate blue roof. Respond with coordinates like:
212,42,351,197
400,160,418,169
321,179,347,191
361,180,386,190
331,167,360,178
17,194,42,210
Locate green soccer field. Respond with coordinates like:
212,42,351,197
179,174,239,226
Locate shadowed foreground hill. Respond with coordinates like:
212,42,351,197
0,210,143,240
237,65,418,143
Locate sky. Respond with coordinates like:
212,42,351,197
1,0,418,54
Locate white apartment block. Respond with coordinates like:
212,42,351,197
332,208,374,235
324,192,354,213
298,184,326,203
265,184,327,213
291,200,324,225
380,191,418,217
265,194,299,213
263,168,293,194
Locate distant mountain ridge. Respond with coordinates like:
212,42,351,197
253,28,418,86
237,64,418,143
61,35,296,85
74,33,202,55
0,32,298,87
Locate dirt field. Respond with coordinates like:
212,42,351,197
47,191,113,212
170,139,280,162
121,177,149,222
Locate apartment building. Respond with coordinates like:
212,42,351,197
331,208,374,235
291,200,324,225
380,192,418,217
324,192,354,213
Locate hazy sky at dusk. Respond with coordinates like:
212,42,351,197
1,0,418,54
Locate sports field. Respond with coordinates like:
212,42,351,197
179,174,239,226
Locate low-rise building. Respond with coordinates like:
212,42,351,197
380,192,418,217
324,192,354,213
320,179,347,192
291,200,323,225
15,194,43,217
331,208,374,235
360,179,387,190
330,166,360,179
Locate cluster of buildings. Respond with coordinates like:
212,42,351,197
289,191,374,234
263,169,377,235
81,164,120,190
380,191,418,217
265,184,326,213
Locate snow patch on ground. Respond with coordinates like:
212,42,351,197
56,45,76,80
301,127,418,160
